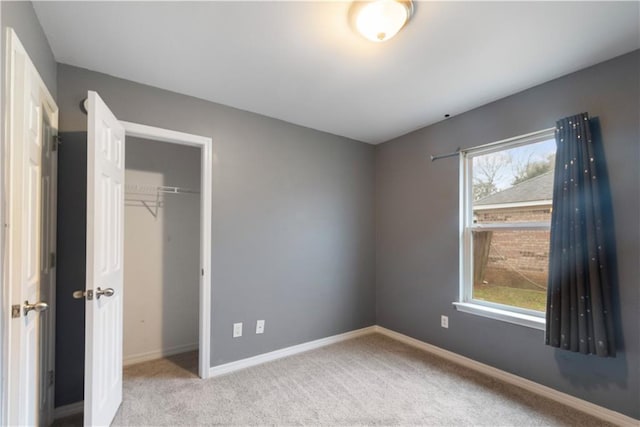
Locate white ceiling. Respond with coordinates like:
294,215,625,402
33,1,639,144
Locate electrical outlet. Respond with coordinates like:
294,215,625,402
256,320,265,334
441,315,449,329
233,322,243,338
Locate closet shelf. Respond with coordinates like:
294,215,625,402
125,183,199,195
125,183,199,218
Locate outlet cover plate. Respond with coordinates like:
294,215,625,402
233,322,243,337
256,320,265,334
441,315,449,328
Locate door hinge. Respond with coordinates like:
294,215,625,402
52,135,62,151
201,268,204,276
50,252,56,268
48,370,54,387
11,305,21,318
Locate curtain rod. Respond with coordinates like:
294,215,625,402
430,148,460,161
430,127,557,162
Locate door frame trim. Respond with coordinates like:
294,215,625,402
39,79,59,427
120,120,212,379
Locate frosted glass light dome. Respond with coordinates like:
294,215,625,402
355,0,413,42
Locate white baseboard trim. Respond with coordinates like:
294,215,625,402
53,401,83,420
209,326,376,377
123,342,198,366
373,325,638,426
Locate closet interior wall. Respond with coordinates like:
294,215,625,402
123,137,201,364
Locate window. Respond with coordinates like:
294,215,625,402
456,129,557,329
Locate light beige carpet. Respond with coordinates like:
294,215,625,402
61,334,614,426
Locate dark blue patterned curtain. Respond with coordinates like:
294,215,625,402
545,113,615,357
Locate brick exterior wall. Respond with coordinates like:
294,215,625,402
474,205,551,289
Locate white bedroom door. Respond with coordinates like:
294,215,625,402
83,90,125,426
4,29,57,427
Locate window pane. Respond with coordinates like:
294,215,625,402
472,139,556,218
472,229,549,312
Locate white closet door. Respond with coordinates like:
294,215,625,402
84,90,125,426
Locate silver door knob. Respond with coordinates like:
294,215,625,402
95,287,114,299
24,300,48,316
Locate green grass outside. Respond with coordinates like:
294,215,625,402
474,283,546,312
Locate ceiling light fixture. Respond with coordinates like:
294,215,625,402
352,0,414,43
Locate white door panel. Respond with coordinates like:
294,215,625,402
19,58,43,427
84,91,125,427
4,28,57,426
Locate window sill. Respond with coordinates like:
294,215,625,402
452,302,546,331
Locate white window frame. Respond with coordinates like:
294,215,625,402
454,127,556,330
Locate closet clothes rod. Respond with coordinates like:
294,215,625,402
156,185,199,195
125,184,200,195
124,183,200,218
124,200,163,216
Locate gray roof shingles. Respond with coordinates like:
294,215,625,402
475,170,554,206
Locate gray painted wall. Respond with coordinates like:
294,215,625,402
0,1,57,97
55,64,376,406
375,50,639,419
54,131,86,406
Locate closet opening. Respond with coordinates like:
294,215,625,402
120,121,213,381
123,137,201,376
